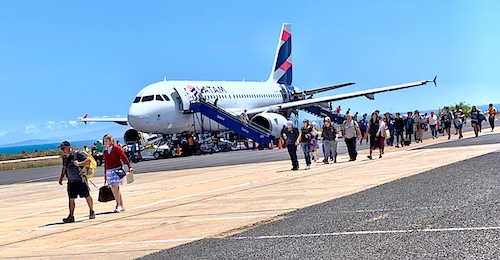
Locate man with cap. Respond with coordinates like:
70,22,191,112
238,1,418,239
284,120,300,170
58,141,95,223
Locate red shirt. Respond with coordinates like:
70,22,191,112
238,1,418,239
103,145,131,170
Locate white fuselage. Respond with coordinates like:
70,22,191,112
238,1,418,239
127,80,289,134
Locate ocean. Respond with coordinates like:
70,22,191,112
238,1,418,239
0,139,124,155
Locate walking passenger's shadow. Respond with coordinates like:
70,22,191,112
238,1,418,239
38,211,116,228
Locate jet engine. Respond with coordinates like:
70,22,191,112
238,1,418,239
123,129,161,145
249,112,288,138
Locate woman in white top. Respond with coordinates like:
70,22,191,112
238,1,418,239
426,111,438,139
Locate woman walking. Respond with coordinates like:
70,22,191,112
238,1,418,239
103,134,134,213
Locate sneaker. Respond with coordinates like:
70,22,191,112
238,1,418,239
379,155,383,158
367,155,372,160
114,206,123,213
89,210,95,219
291,167,299,171
63,215,75,223
305,165,311,170
395,145,400,148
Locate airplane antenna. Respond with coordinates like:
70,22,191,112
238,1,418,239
164,75,167,81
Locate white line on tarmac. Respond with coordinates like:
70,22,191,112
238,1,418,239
230,226,500,240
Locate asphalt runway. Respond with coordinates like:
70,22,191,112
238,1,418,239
139,134,500,259
0,120,498,259
0,120,493,186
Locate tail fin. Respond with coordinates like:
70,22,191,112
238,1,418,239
268,23,292,85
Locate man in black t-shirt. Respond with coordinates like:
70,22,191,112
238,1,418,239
284,121,300,170
58,141,95,223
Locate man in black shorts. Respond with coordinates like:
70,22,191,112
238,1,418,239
58,141,95,223
441,107,454,140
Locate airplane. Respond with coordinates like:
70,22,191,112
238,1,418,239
82,23,436,144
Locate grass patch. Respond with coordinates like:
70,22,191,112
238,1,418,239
0,158,61,171
0,150,62,171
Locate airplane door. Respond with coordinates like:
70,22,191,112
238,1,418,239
173,87,192,111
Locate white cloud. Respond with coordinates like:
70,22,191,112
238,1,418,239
25,124,41,134
46,120,79,130
0,130,7,137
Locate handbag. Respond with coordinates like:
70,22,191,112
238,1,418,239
98,184,115,202
384,129,391,139
115,168,126,179
126,171,134,184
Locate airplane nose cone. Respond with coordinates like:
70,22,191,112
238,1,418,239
128,104,150,129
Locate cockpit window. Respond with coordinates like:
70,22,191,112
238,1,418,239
133,97,141,103
155,95,164,101
142,95,154,102
162,94,171,101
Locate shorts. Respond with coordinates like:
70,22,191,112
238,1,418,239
444,122,452,129
455,124,463,130
67,181,90,199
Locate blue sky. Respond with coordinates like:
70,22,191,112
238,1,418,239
0,0,498,145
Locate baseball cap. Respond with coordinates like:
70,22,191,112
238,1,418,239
286,120,293,126
58,141,71,149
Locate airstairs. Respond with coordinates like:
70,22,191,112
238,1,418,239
301,105,346,124
189,101,275,148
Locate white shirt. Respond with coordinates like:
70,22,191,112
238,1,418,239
428,114,438,125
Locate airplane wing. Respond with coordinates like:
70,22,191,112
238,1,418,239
80,114,129,126
245,77,437,115
302,82,355,96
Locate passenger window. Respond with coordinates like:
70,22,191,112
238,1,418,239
162,94,171,101
156,95,164,101
142,95,154,102
133,97,141,103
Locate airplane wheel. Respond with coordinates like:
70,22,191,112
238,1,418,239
258,143,266,150
153,151,161,159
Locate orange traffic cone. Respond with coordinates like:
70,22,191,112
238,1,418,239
278,139,283,149
176,144,181,156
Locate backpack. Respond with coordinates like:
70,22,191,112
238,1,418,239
76,150,97,179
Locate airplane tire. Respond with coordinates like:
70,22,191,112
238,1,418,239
153,151,161,160
258,143,266,150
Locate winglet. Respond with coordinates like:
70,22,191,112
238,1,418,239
82,114,88,125
433,75,437,87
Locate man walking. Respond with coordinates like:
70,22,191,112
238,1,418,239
441,107,454,140
342,114,361,161
487,103,497,131
283,121,300,170
58,141,95,223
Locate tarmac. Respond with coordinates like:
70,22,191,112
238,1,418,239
1,125,499,259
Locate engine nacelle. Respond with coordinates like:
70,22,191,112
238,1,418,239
250,112,288,138
123,129,161,146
